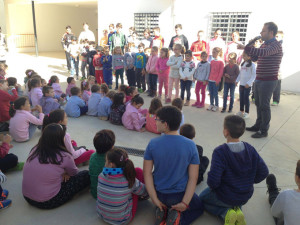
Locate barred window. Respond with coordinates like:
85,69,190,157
134,13,160,39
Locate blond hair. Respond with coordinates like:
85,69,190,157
113,46,123,55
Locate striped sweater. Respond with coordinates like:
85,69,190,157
97,173,147,225
245,38,282,81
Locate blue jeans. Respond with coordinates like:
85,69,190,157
180,80,192,101
157,191,204,225
208,81,219,106
28,123,37,140
223,83,236,110
70,56,79,77
239,85,251,113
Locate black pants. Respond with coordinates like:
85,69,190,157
239,85,251,113
135,68,146,91
126,68,135,86
0,154,18,172
272,79,281,103
24,170,90,209
180,80,192,101
149,74,158,91
65,51,71,70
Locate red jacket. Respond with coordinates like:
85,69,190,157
93,53,103,68
0,142,10,158
0,89,18,122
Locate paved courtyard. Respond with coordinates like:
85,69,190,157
1,52,300,225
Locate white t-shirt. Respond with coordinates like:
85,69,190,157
78,30,95,43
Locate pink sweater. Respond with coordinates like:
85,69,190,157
31,87,43,107
208,59,224,84
156,57,170,77
146,55,158,74
64,133,86,159
52,83,64,97
66,84,76,97
146,113,160,134
122,103,146,131
9,110,44,142
82,90,91,105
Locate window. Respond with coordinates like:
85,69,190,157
134,13,160,39
208,12,251,44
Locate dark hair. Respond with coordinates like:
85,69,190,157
42,109,66,131
131,94,144,105
83,22,89,26
111,93,125,109
28,77,41,91
67,77,74,84
106,148,136,188
156,106,182,131
70,86,80,96
119,84,127,93
66,25,71,29
91,84,100,93
264,22,278,36
71,36,77,41
180,124,195,139
160,48,169,58
25,69,36,78
224,115,246,139
138,43,145,49
42,86,53,96
93,129,115,154
9,97,28,117
175,24,182,29
185,50,193,57
81,79,90,91
125,86,136,96
116,23,122,28
48,75,58,86
172,98,183,110
215,28,222,34
7,77,17,86
28,123,70,164
100,83,109,94
296,160,300,177
241,51,253,67
228,52,237,61
149,97,162,115
201,51,208,57
106,90,116,99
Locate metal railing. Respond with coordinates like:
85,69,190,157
8,34,35,48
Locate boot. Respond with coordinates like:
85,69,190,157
266,174,281,205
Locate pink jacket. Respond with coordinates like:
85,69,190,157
64,133,86,159
156,57,170,77
31,87,43,107
82,90,91,105
122,103,146,131
208,59,224,84
9,110,44,142
146,55,158,74
146,113,160,134
66,84,76,97
52,83,64,97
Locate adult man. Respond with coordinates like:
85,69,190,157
110,23,126,53
169,24,189,53
61,25,73,71
144,106,203,225
78,22,95,43
238,22,283,138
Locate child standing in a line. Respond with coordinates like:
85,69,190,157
150,27,164,50
156,48,170,100
109,92,126,125
101,46,113,89
68,36,80,79
179,50,195,106
193,51,210,108
112,46,125,90
146,46,159,97
81,80,91,105
207,47,224,112
221,52,239,113
134,43,147,93
65,87,88,118
80,39,89,79
93,46,104,84
124,43,136,87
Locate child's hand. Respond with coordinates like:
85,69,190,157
35,105,43,113
62,173,70,182
184,77,188,81
2,134,12,145
152,198,167,212
140,127,146,132
171,202,188,212
225,73,230,78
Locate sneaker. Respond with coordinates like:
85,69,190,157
221,108,226,113
228,109,232,113
165,209,181,225
184,101,190,106
245,126,259,132
0,199,12,210
224,209,237,225
212,106,218,112
243,113,249,119
138,88,143,93
251,131,268,138
165,98,171,104
266,174,281,205
155,207,167,225
0,190,8,201
207,105,214,111
235,111,243,117
271,101,278,106
197,103,204,108
192,102,200,107
8,162,25,171
235,207,246,225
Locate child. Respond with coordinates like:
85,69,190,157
179,124,210,184
141,28,152,48
150,27,164,50
179,50,195,106
122,94,147,132
199,115,268,224
134,43,147,93
29,77,43,107
0,171,11,210
190,30,207,61
97,148,148,224
81,79,91,105
65,87,88,118
100,29,108,47
125,86,138,104
98,90,115,120
7,77,23,96
43,110,95,165
222,52,240,113
166,43,184,103
24,69,37,95
193,51,210,108
49,75,66,98
109,92,126,125
0,80,18,126
80,39,89,79
87,41,97,76
93,46,104,84
66,77,76,97
0,134,19,172
172,98,184,128
112,46,124,90
41,79,47,87
144,47,151,93
9,97,44,142
89,129,115,199
156,47,170,100
87,84,102,116
207,47,224,112
101,46,113,89
118,84,127,94
88,75,96,86
124,43,136,87
107,24,115,47
146,97,162,134
40,86,60,115
146,46,159,97
235,51,256,118
68,36,80,79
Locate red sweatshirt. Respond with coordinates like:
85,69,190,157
208,59,224,84
93,54,103,69
0,142,10,158
0,89,18,122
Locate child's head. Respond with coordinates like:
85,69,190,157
153,27,160,36
104,46,110,55
126,43,135,53
67,77,75,85
223,115,245,139
228,52,237,64
144,47,151,56
109,23,114,32
197,30,204,41
81,80,90,92
89,41,96,48
70,86,80,96
65,25,71,33
71,36,77,44
112,92,125,109
0,63,8,77
106,90,116,100
151,46,159,56
214,29,222,39
149,97,162,115
131,94,144,109
172,98,183,111
241,51,252,67
116,23,122,33
131,32,137,40
10,97,30,117
105,147,136,188
49,75,59,86
25,69,36,78
87,75,96,85
93,129,115,154
41,79,47,87
295,160,300,188
96,45,104,54
42,86,55,97
125,86,137,97
91,84,101,93
276,31,284,42
160,48,169,58
7,77,17,87
156,106,182,132
138,43,145,53
144,28,151,38
118,84,127,94
175,24,182,35
129,26,135,35
184,50,193,62
113,46,123,55
0,79,8,91
29,77,41,90
200,51,208,61
173,43,183,56
180,124,195,140
231,30,240,42
102,29,108,36
100,83,109,95
42,109,67,130
212,47,223,59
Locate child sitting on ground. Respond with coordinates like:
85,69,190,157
0,171,11,210
66,77,76,97
97,148,148,224
122,95,147,132
98,90,115,120
40,86,60,115
0,134,21,172
89,129,115,199
172,98,184,128
87,84,102,116
29,77,43,107
7,77,23,96
199,115,269,225
146,97,162,134
81,79,91,105
65,87,88,118
125,86,138,104
49,75,66,99
109,92,126,125
9,97,44,142
118,84,127,95
24,69,37,96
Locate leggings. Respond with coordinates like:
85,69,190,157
74,150,95,165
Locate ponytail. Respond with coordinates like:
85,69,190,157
9,97,27,117
48,75,58,86
42,109,66,131
125,86,136,96
123,158,136,188
131,94,144,105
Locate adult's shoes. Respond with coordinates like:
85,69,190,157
245,126,259,132
251,131,268,138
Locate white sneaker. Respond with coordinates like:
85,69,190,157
236,111,244,117
212,106,219,112
207,105,214,111
243,113,249,118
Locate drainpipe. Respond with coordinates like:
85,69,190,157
32,0,38,57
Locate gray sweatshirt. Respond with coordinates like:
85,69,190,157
194,61,211,81
167,55,183,78
112,54,124,70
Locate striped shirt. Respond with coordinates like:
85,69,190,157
245,38,282,81
0,171,7,183
97,173,147,225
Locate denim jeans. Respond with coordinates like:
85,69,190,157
223,82,236,110
115,68,124,89
272,79,281,103
65,51,71,70
29,123,37,140
70,56,79,77
149,74,158,91
157,191,204,225
239,85,252,113
208,81,219,106
126,68,135,87
180,80,192,101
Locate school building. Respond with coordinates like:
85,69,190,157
0,0,298,92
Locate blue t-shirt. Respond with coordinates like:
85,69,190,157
144,135,199,194
65,96,85,118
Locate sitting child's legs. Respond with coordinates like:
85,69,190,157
80,106,88,115
74,150,95,165
131,167,145,221
0,154,18,172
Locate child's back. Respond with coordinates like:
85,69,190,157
65,96,85,118
87,92,102,116
31,87,43,107
40,96,60,115
89,152,106,198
